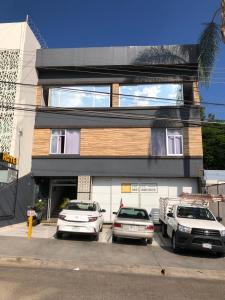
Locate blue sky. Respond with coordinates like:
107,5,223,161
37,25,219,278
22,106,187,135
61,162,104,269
0,0,225,119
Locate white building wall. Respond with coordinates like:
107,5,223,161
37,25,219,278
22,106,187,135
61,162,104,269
92,177,198,223
0,22,40,177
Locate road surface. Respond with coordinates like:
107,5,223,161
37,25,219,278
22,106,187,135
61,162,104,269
0,266,224,300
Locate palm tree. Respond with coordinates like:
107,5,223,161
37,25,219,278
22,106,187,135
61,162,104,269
222,0,225,42
198,1,225,85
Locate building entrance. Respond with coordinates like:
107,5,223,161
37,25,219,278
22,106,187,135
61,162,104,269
48,179,77,218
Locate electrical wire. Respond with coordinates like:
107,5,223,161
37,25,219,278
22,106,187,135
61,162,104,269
2,79,225,109
39,66,225,84
2,104,225,128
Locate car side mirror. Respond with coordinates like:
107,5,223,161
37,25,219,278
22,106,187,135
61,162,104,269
167,212,174,218
149,214,152,218
113,211,117,215
216,216,222,222
100,209,106,213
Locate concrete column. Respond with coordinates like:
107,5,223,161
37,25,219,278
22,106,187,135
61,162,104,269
111,84,119,107
77,176,91,200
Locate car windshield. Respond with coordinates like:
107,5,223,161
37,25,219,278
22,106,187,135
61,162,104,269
66,202,96,211
177,206,215,221
118,208,149,220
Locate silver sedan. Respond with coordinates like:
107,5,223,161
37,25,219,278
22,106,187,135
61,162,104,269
112,207,154,245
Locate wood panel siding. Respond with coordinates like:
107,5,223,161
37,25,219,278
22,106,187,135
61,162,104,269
183,127,203,156
36,86,44,107
80,128,151,156
32,129,51,156
111,84,119,107
193,82,200,105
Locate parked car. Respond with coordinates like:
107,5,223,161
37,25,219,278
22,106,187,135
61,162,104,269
159,197,225,255
56,200,106,240
112,207,154,245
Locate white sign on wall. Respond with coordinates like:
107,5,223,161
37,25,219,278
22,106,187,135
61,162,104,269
140,183,158,193
123,183,158,193
131,184,139,193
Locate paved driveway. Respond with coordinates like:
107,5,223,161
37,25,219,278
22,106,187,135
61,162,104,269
0,223,224,274
0,222,169,247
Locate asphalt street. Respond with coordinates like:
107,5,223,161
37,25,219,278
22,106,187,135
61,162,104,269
0,266,224,300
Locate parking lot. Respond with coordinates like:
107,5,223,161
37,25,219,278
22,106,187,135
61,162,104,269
0,222,170,247
0,221,225,279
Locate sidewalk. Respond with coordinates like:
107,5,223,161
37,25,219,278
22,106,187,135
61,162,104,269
0,234,224,281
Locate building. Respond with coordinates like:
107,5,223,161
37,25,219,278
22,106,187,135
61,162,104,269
0,21,40,179
0,21,40,225
32,45,203,222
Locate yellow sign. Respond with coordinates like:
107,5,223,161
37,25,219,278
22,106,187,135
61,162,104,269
121,183,131,193
0,152,17,165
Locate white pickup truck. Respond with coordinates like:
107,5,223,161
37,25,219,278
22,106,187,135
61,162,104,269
159,197,225,255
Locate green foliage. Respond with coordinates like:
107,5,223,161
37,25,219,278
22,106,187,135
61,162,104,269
60,198,70,210
34,199,46,210
203,122,225,169
198,22,220,86
200,107,205,121
207,113,215,121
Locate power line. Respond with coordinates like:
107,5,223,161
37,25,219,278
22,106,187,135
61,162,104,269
2,103,225,127
1,102,225,134
40,66,225,84
2,79,225,108
10,59,225,75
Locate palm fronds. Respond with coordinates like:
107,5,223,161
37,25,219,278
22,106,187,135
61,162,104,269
198,21,221,86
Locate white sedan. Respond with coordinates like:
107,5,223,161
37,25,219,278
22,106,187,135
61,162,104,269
56,200,106,241
112,207,154,245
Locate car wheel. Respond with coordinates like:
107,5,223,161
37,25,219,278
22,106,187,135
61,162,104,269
216,252,224,258
56,231,63,239
162,223,168,238
172,233,180,253
112,234,117,243
147,238,153,245
94,233,99,241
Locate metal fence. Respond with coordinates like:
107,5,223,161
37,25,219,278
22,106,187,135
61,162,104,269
206,183,225,195
206,183,225,226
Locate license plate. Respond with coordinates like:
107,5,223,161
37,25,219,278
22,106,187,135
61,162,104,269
128,226,138,232
68,226,80,232
202,243,212,249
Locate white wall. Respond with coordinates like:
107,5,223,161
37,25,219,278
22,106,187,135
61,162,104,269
13,23,40,177
0,22,40,177
0,23,25,49
92,177,198,223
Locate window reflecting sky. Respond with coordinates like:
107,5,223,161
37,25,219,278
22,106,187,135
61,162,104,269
120,84,183,107
49,86,110,107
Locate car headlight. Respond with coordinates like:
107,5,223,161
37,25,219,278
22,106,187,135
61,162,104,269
178,224,192,234
220,230,225,237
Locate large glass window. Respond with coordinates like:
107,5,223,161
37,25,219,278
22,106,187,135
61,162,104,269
49,85,110,108
50,129,80,154
152,128,183,156
119,84,183,107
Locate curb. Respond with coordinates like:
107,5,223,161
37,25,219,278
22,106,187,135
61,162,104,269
0,255,225,281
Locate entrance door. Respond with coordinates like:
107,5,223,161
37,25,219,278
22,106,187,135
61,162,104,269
48,180,77,218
